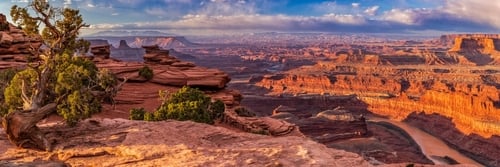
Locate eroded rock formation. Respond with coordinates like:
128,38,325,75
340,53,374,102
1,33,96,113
0,14,42,62
254,60,500,166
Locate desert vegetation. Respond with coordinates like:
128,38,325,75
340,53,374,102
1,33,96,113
130,86,225,124
1,0,120,151
138,65,153,80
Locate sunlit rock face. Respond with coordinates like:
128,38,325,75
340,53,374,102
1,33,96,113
0,119,371,167
257,66,500,137
253,52,500,166
0,13,42,62
446,35,500,65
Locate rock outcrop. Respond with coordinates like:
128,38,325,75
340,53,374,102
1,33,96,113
110,40,145,62
0,118,370,167
89,44,111,59
440,34,500,46
130,36,197,49
143,45,177,65
449,37,500,52
446,35,500,65
0,14,42,62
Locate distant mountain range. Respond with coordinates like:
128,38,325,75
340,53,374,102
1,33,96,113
85,36,199,49
84,30,174,37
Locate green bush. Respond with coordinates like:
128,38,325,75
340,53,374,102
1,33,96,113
0,68,17,117
138,65,153,80
209,100,225,120
234,107,256,117
129,108,146,120
142,86,225,124
4,54,115,126
144,112,155,121
0,23,9,31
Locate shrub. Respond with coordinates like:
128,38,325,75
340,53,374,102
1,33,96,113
0,68,17,117
145,86,225,124
130,108,146,120
234,107,256,117
0,22,9,31
138,65,153,80
144,112,155,121
4,55,116,126
209,100,225,120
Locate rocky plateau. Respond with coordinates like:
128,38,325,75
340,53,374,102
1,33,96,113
1,14,498,166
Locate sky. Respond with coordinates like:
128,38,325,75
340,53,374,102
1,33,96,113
1,0,500,36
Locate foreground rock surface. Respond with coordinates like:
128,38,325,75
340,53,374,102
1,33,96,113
0,118,369,167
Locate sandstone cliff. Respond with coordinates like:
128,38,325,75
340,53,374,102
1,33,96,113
447,35,500,65
94,45,230,90
253,61,500,166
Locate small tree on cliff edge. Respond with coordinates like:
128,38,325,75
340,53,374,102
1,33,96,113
2,0,117,151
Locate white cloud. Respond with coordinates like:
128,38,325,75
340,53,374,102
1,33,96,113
443,0,500,28
312,1,353,14
380,8,434,25
197,0,257,16
352,3,360,8
364,6,379,16
80,0,500,35
145,8,169,17
90,12,367,32
322,14,365,25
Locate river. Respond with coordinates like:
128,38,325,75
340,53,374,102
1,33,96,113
368,116,483,166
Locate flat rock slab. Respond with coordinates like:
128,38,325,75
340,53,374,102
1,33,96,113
0,119,369,167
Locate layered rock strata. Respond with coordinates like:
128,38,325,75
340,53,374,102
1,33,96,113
0,14,42,62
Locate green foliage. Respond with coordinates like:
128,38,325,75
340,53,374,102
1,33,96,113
0,22,8,31
3,1,115,126
144,112,155,121
140,86,225,124
234,107,256,117
0,69,17,116
209,100,225,120
130,108,146,120
4,55,113,126
11,1,89,55
138,66,153,80
4,69,38,110
57,90,100,126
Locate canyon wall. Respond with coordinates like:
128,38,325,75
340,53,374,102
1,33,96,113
253,61,500,166
255,64,500,138
404,113,500,166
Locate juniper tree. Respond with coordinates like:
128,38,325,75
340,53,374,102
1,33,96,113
2,0,119,151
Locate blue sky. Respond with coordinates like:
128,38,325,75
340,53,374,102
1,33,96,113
1,0,499,35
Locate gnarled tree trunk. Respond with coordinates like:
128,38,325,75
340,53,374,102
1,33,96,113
2,103,56,151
